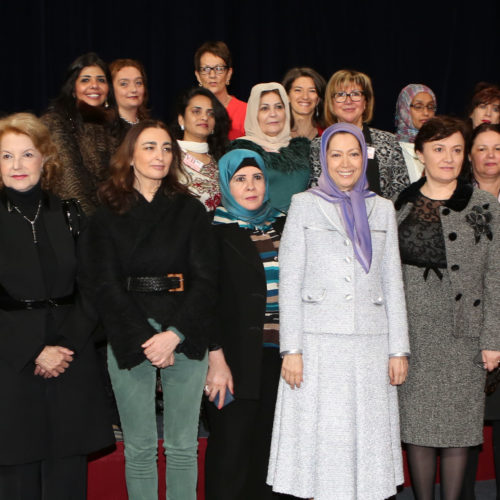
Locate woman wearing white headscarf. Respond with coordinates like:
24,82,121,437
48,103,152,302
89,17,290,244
228,83,311,212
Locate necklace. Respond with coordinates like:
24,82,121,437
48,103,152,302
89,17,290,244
120,116,139,125
12,200,42,243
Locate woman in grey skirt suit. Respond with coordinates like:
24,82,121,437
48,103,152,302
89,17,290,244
267,123,409,500
395,116,500,500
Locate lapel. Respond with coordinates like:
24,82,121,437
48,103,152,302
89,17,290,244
216,223,265,276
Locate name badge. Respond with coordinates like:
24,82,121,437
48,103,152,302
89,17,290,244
367,146,375,160
183,153,204,173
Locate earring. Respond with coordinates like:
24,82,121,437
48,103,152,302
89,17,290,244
104,100,109,109
211,129,214,135
226,81,230,86
180,124,184,131
198,82,203,87
315,105,319,119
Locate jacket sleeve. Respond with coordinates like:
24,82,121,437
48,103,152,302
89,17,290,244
385,136,410,199
380,200,410,355
278,195,307,353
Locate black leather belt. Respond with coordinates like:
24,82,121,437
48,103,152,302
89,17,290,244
0,292,75,311
125,274,185,293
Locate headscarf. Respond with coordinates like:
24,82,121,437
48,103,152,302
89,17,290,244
395,84,436,143
214,149,279,229
240,82,291,152
309,123,375,273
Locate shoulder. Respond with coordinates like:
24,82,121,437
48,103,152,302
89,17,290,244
287,137,311,153
228,139,264,154
289,191,317,210
228,97,247,112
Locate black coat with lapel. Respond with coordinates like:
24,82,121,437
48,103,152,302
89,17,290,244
80,191,218,369
213,217,286,400
0,191,114,465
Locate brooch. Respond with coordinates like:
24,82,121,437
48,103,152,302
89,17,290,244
465,205,493,243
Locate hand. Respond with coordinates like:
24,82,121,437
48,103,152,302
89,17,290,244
389,356,408,386
282,353,303,389
142,330,180,368
482,350,500,372
205,349,234,409
34,346,74,378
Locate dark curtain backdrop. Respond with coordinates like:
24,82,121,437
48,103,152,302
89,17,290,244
1,1,499,132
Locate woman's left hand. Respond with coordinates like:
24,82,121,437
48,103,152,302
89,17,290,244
481,350,500,372
389,356,408,386
142,330,180,368
205,349,234,409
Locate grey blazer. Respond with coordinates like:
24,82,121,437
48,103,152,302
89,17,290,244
395,179,500,350
279,191,409,355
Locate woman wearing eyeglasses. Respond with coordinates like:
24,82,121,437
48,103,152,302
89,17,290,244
194,41,247,140
395,84,437,183
310,69,409,198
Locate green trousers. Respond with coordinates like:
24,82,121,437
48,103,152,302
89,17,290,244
108,346,208,500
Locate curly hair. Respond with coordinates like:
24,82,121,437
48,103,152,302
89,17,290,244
0,113,61,191
98,120,189,214
171,87,229,160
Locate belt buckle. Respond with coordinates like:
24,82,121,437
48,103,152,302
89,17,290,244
167,273,184,292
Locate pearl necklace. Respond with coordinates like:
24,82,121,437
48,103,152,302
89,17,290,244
12,200,42,243
120,116,139,125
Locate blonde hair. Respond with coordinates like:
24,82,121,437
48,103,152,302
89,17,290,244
0,113,61,191
324,69,374,126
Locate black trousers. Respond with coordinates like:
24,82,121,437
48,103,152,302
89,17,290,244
0,455,87,500
205,348,292,500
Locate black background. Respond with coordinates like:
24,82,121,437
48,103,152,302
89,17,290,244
2,0,499,132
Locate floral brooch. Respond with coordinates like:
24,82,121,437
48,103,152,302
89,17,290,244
465,205,493,243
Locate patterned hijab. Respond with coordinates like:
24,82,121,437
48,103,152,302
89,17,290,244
309,123,375,273
240,82,291,152
395,84,436,143
215,149,279,229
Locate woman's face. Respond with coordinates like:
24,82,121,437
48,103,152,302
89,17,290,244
178,94,215,142
416,132,465,185
229,166,266,210
257,92,286,137
470,130,500,180
288,76,319,118
0,132,44,192
113,66,145,112
330,83,366,128
74,65,109,107
195,52,233,98
470,101,500,128
132,128,173,188
409,92,436,130
326,132,363,191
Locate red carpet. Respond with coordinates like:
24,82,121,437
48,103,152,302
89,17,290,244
88,427,495,499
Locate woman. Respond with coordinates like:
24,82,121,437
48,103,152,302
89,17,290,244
42,52,120,214
203,149,288,500
80,120,217,500
282,67,326,140
395,116,500,500
310,69,409,196
395,83,437,182
0,113,114,499
173,87,229,212
194,40,247,140
110,58,150,127
267,123,409,500
229,82,311,213
467,82,500,129
461,122,500,500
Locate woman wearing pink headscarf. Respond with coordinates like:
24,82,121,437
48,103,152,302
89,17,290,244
395,84,437,182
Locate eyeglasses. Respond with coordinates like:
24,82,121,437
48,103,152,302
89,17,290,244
410,103,437,112
198,65,228,75
333,91,364,103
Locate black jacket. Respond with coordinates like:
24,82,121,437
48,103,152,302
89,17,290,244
80,191,218,369
0,191,114,465
213,217,286,399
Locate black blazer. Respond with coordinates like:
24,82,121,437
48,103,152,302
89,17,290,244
80,191,218,369
0,191,113,465
213,217,286,400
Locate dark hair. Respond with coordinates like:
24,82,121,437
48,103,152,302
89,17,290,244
109,58,150,120
98,120,188,214
194,41,232,70
51,52,117,121
467,82,500,118
282,67,326,129
414,116,467,153
171,87,229,160
463,122,500,182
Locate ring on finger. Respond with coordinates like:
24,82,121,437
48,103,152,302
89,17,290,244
204,385,210,393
